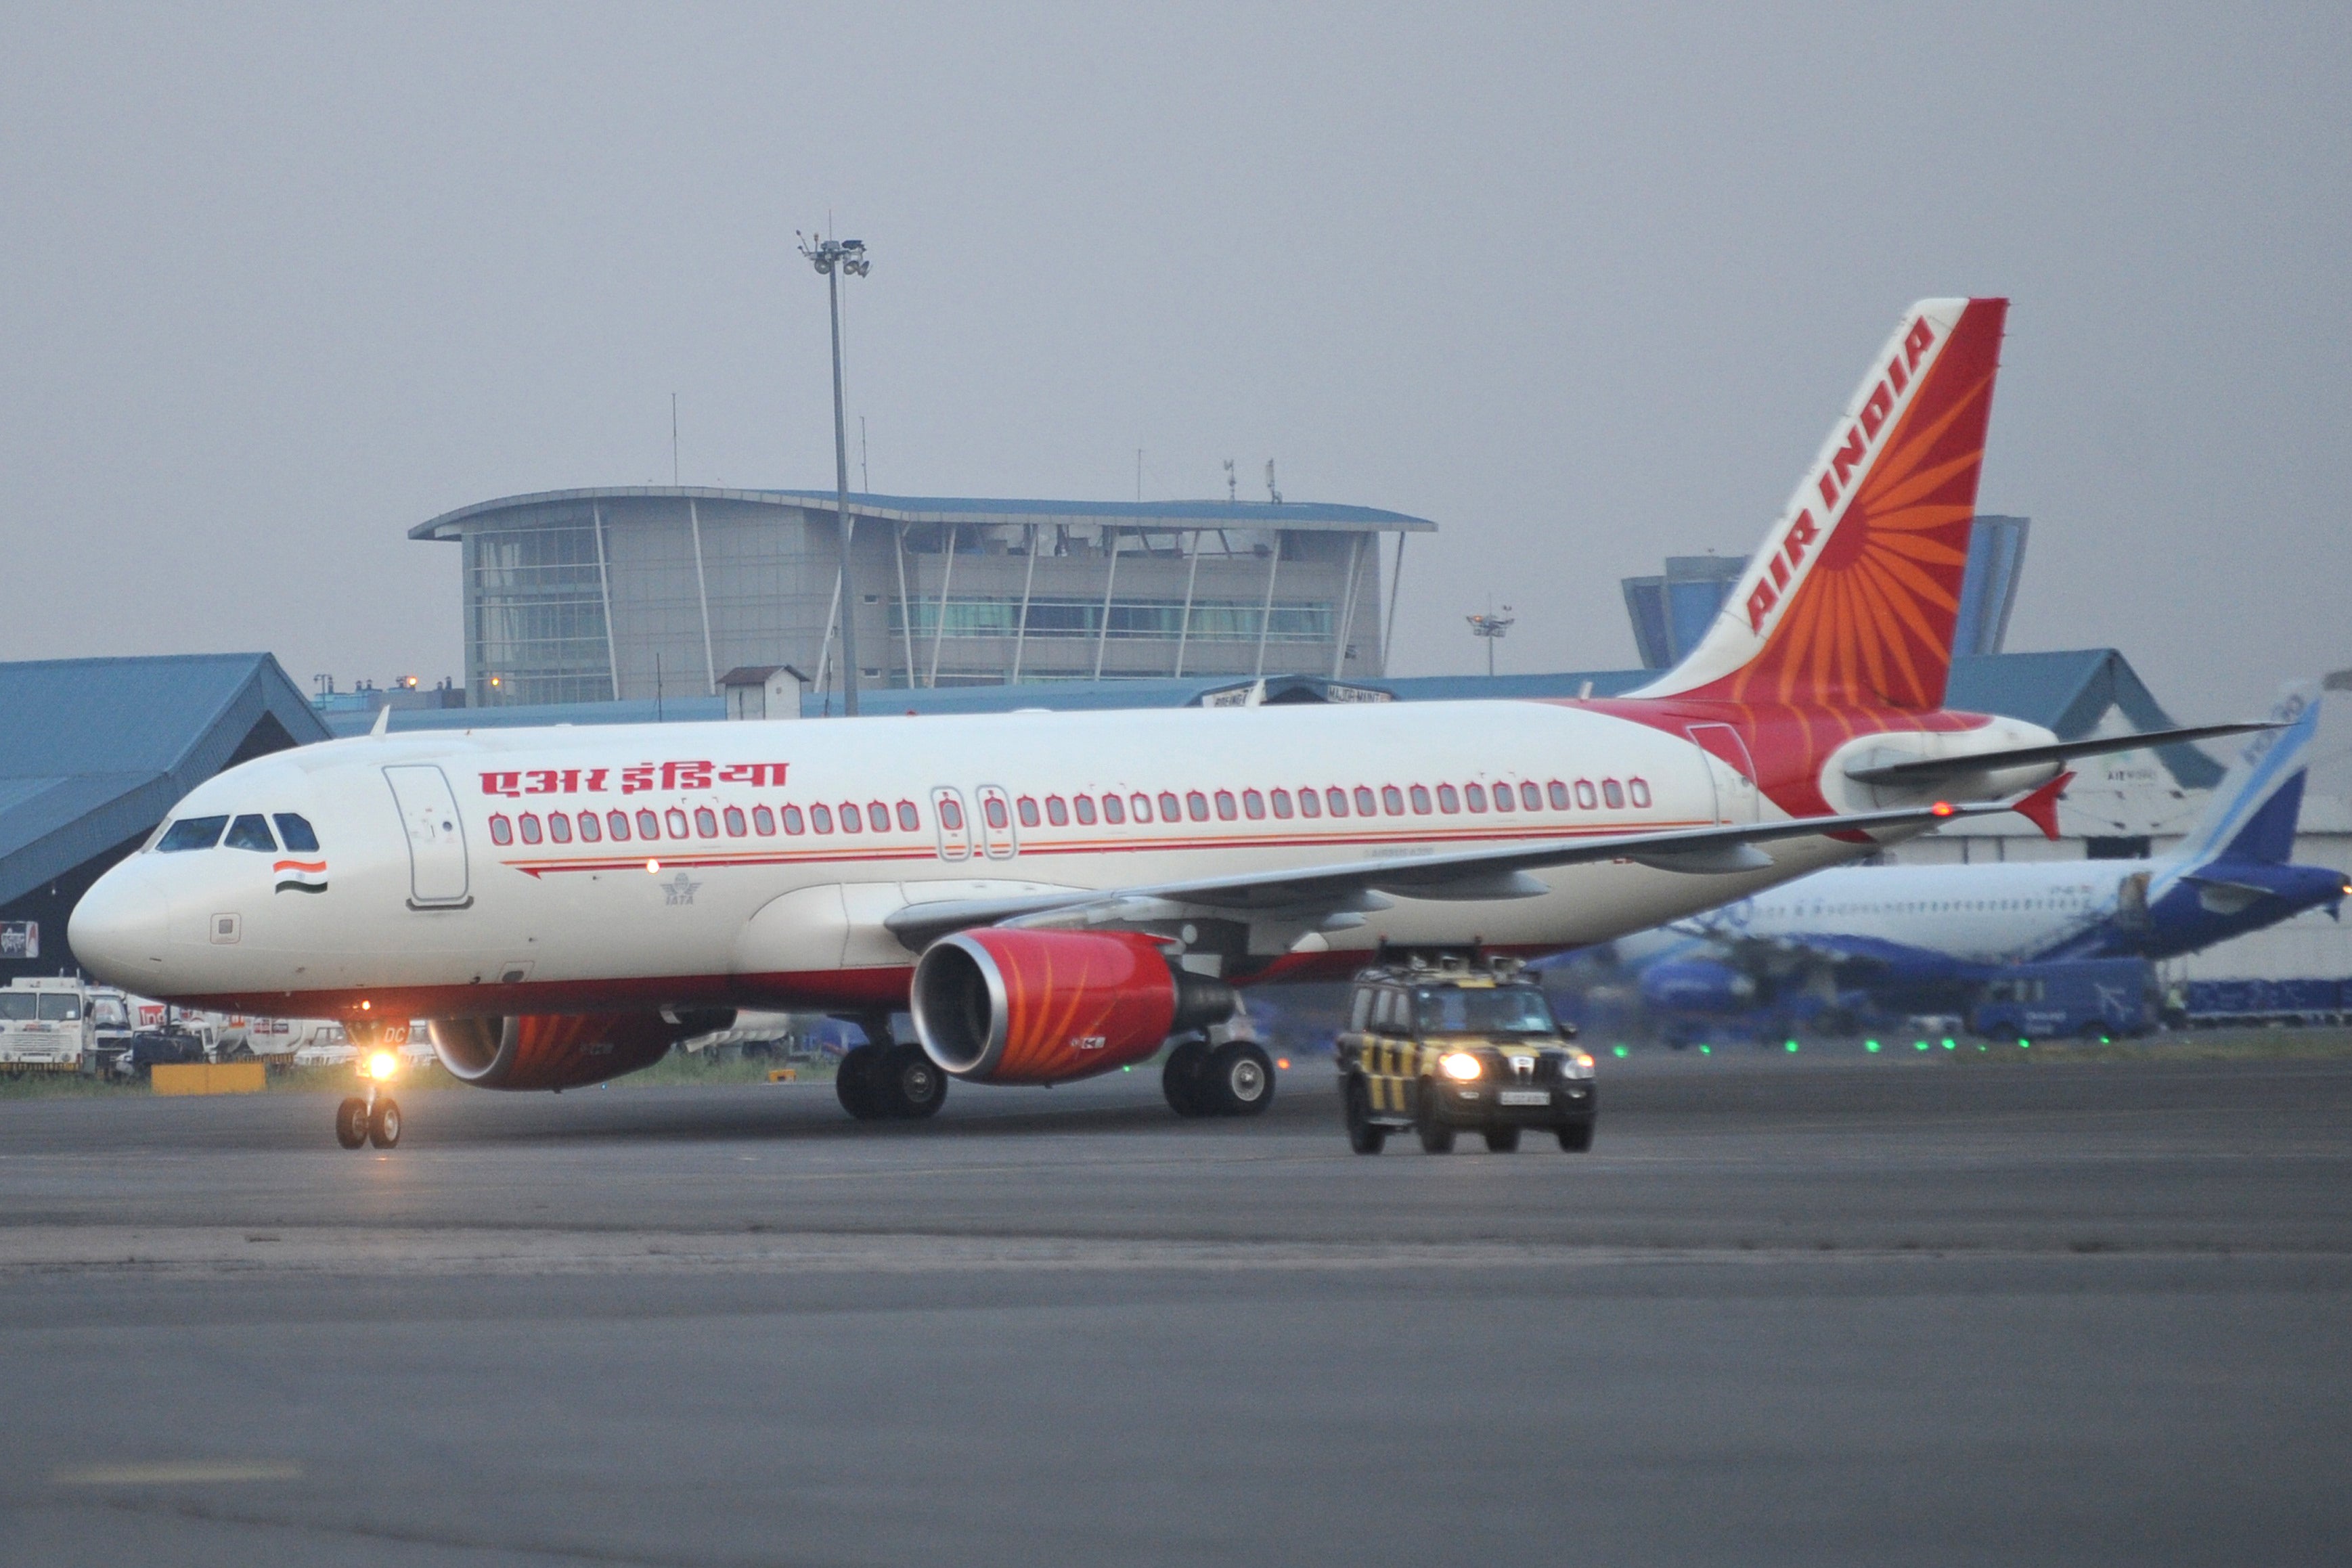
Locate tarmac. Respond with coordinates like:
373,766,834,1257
1,1051,2347,1566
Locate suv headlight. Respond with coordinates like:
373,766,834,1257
1439,1050,1483,1082
1561,1050,1595,1080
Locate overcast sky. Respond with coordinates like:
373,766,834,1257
3,3,2347,720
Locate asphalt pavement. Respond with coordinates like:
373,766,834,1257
1,1052,2347,1566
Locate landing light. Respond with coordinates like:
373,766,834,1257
1439,1051,1482,1081
366,1050,399,1081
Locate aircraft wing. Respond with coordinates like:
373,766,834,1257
882,788,2054,950
1842,722,2276,788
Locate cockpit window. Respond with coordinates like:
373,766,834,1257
157,815,229,852
274,813,320,853
225,814,279,852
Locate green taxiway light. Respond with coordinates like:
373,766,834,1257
1784,1039,1799,1053
1612,1045,1630,1058
1865,1040,1881,1052
1700,1045,1712,1055
2020,1039,2031,1049
1913,1041,1929,1051
1941,1038,1957,1050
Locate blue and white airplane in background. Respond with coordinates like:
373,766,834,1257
1582,684,2347,1021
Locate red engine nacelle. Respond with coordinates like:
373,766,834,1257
910,928,1238,1085
428,1012,695,1091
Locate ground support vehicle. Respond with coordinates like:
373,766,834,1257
1970,958,2156,1041
0,978,93,1073
1335,957,1596,1154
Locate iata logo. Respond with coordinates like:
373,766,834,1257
1746,314,1939,633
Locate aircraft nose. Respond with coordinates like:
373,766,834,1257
69,863,169,987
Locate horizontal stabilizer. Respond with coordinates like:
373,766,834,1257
1842,722,2276,788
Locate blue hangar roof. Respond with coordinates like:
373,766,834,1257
409,487,1438,541
0,654,331,909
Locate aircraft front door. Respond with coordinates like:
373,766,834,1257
382,765,472,908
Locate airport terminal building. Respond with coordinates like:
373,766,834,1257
412,489,1433,709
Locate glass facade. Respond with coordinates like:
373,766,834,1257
889,595,1334,644
468,516,613,706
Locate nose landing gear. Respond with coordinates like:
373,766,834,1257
334,1083,402,1149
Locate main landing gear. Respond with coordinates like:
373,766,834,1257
1163,1037,1276,1119
835,1017,949,1121
334,1084,401,1150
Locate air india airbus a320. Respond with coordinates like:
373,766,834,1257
69,298,2254,1146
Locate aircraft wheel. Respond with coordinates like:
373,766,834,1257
1484,1126,1521,1154
1204,1041,1274,1117
334,1097,368,1149
879,1044,948,1119
1557,1120,1595,1153
1161,1038,1214,1117
1415,1081,1455,1154
835,1045,888,1120
368,1097,402,1149
1344,1077,1385,1155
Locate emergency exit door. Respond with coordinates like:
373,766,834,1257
382,765,472,908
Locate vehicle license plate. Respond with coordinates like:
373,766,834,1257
1498,1090,1550,1106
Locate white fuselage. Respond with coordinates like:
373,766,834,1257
68,700,2012,1020
1651,859,2127,966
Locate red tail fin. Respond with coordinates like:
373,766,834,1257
1638,298,2007,710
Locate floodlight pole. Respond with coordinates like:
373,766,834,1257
801,233,870,715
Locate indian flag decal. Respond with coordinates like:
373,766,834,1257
274,859,328,895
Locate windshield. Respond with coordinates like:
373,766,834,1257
157,815,229,852
0,994,37,1021
37,993,80,1021
1413,985,1557,1035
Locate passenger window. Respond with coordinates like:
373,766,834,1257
1465,783,1487,813
811,804,834,834
1628,778,1651,808
870,800,891,831
1521,782,1543,811
1381,786,1404,815
1409,785,1431,814
1297,788,1321,818
1243,790,1265,820
782,805,806,834
1270,789,1293,819
1575,780,1597,809
518,813,543,845
579,811,604,842
1018,797,1042,828
1130,793,1152,822
724,807,747,837
637,809,661,839
1492,784,1515,813
665,808,690,838
1354,786,1377,816
752,806,775,836
1213,791,1236,821
608,810,632,841
983,798,1008,830
1102,794,1124,824
1046,795,1069,826
1548,781,1571,810
489,815,514,846
1438,784,1459,813
1159,792,1180,822
1603,780,1625,809
273,813,321,853
1074,795,1098,825
897,801,920,832
158,815,229,852
225,813,278,852
548,813,573,844
694,808,719,838
1325,788,1348,817
841,803,864,832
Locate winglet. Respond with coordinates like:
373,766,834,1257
2013,771,2072,841
370,704,392,738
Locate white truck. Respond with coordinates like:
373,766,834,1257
0,978,95,1071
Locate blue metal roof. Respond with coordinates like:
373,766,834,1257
0,654,332,907
411,487,1436,541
